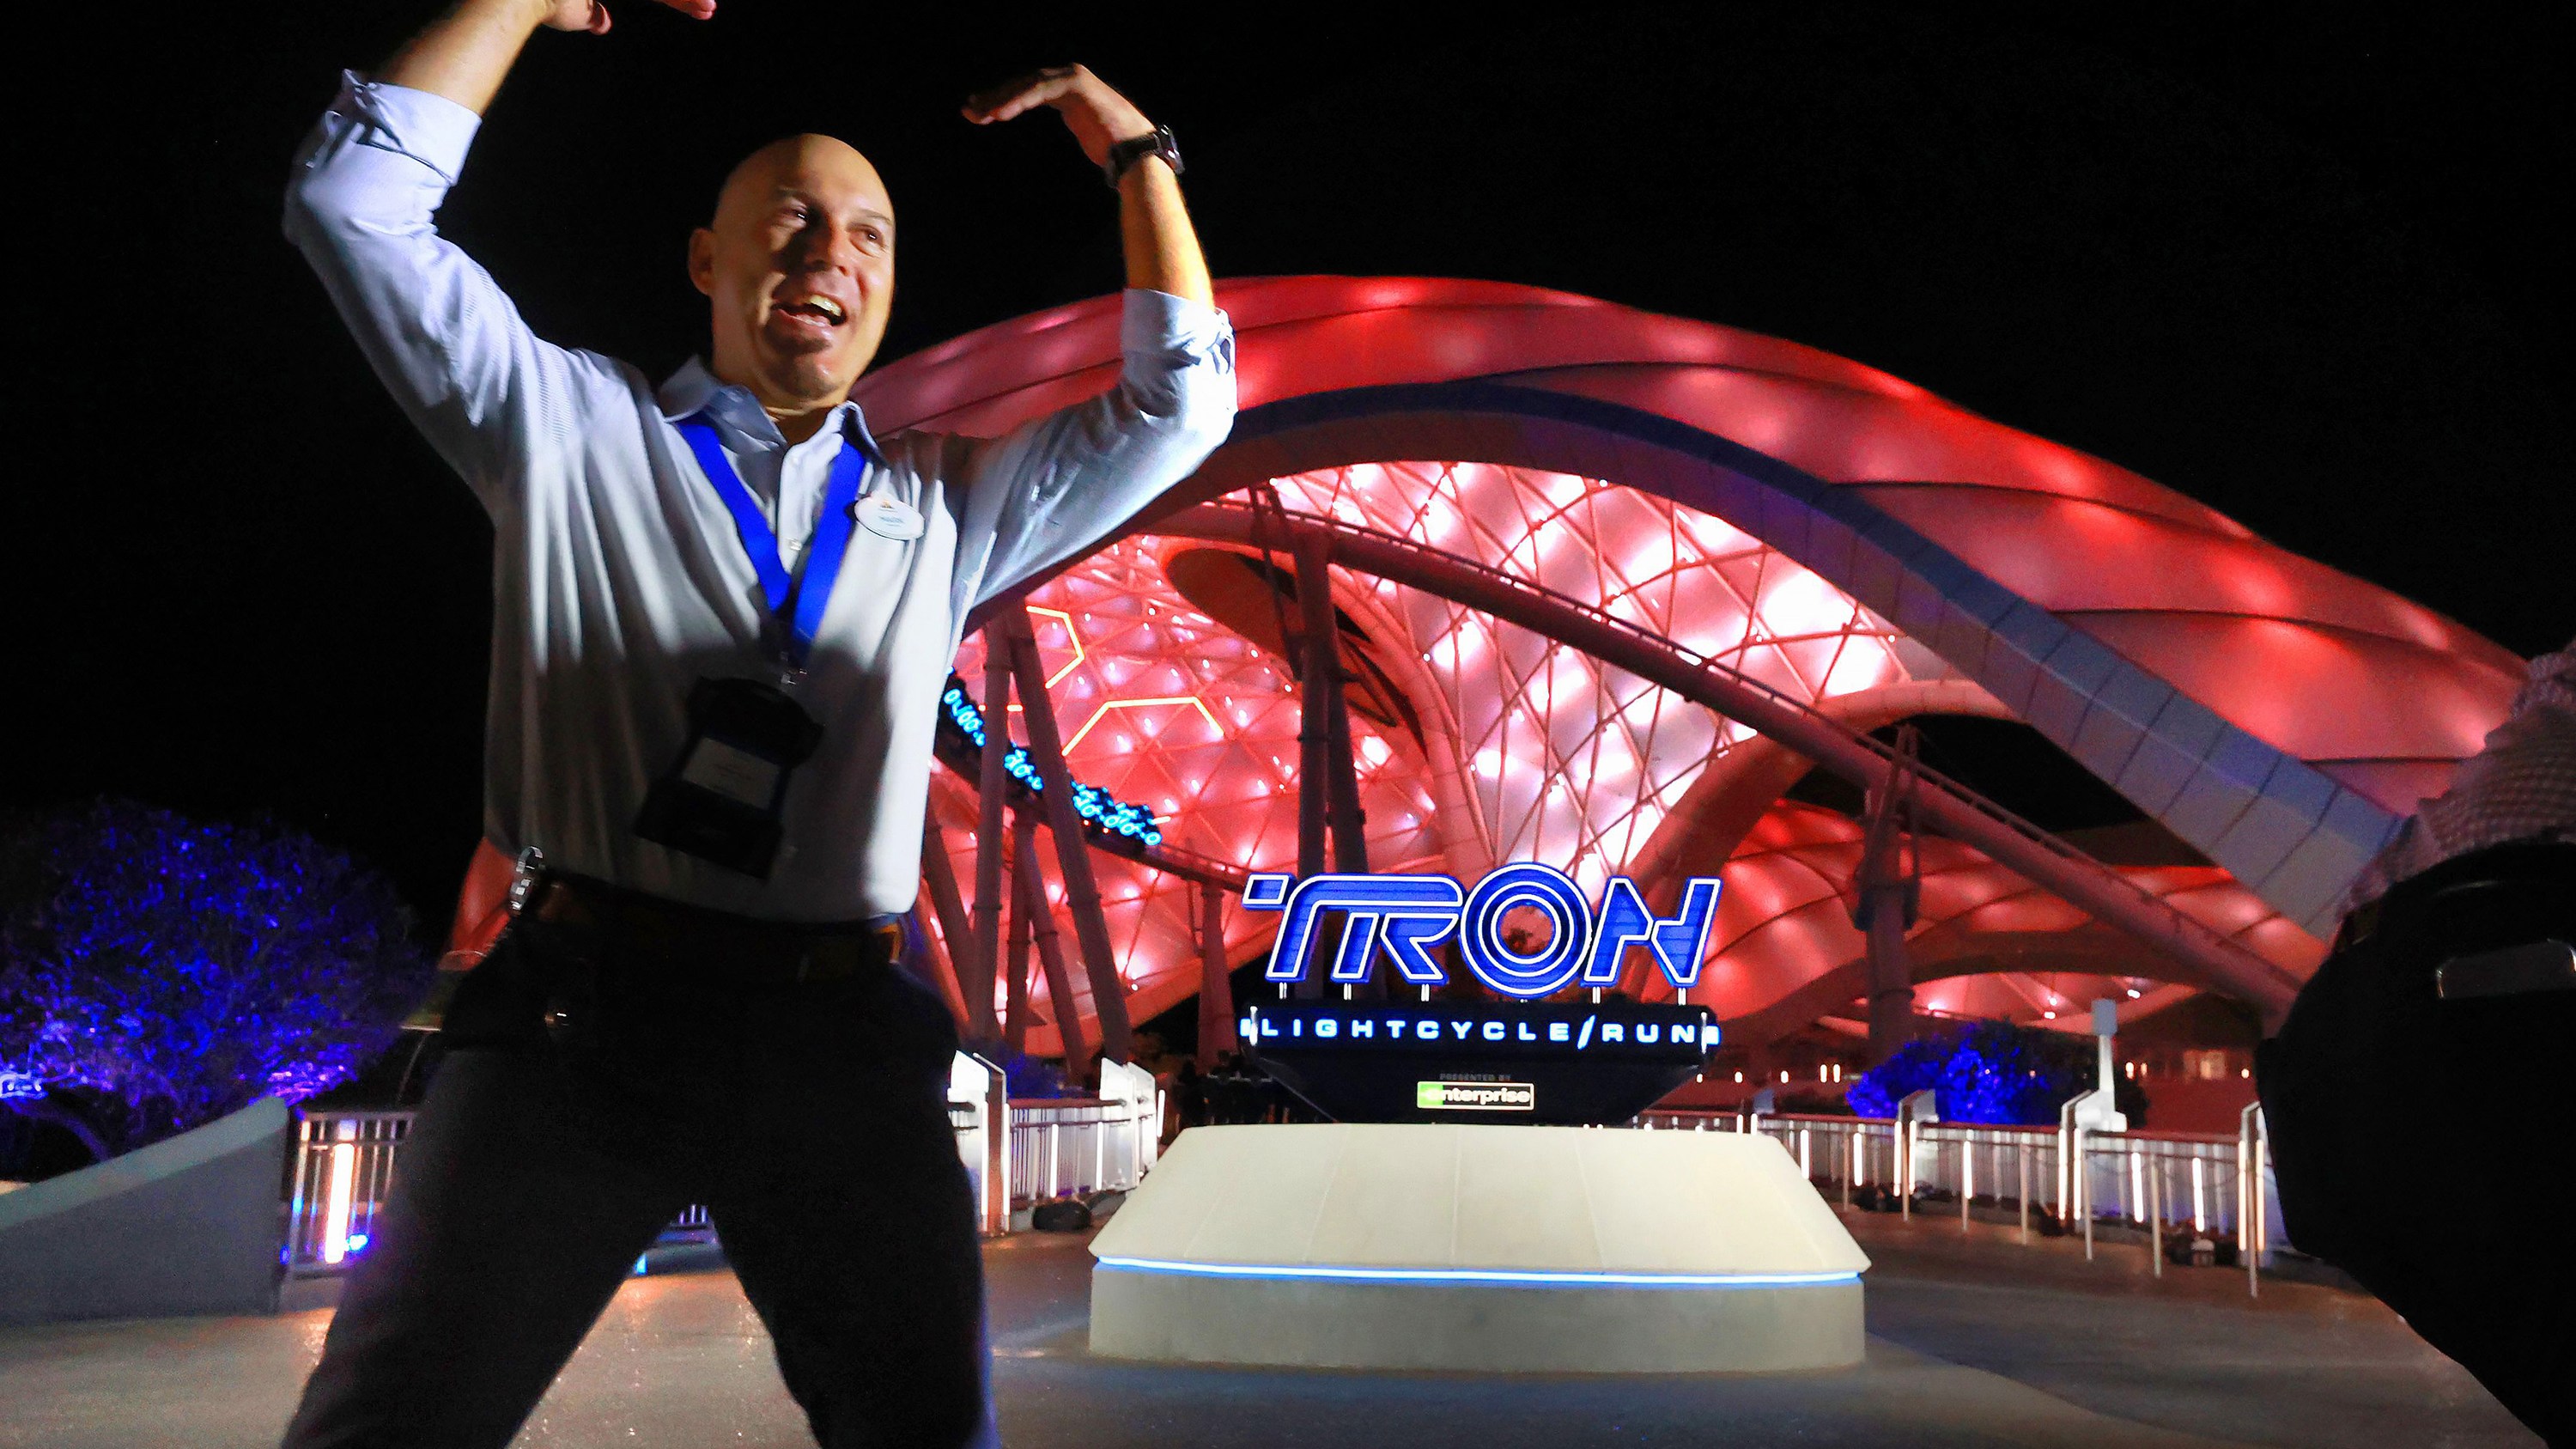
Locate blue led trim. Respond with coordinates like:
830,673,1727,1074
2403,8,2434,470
1095,1257,1860,1289
938,679,1163,847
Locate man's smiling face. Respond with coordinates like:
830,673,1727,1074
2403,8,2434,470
690,135,894,413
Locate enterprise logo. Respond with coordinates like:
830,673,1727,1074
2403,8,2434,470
1419,1081,1534,1111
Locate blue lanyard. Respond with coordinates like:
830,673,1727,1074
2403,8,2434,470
675,418,868,668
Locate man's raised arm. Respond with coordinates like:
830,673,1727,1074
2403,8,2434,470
283,0,709,510
963,66,1213,307
947,67,1235,614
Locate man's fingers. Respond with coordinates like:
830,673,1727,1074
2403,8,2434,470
961,82,1060,125
962,68,1080,125
548,0,707,33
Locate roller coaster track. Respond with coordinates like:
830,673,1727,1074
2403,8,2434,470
1149,500,2306,1020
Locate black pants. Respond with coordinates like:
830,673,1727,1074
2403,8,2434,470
280,915,998,1449
2257,841,2575,1446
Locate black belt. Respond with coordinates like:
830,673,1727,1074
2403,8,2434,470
2340,839,2576,1000
519,873,905,986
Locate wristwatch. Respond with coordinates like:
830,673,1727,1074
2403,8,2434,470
1103,125,1183,190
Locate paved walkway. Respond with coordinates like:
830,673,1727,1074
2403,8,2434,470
0,1208,2537,1448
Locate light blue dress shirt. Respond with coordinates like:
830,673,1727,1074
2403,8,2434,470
285,75,1236,922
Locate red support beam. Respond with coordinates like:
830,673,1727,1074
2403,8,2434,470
1197,879,1239,1062
1004,606,1138,1064
918,818,977,1032
1003,809,1036,1056
965,632,1012,1046
1018,806,1087,1068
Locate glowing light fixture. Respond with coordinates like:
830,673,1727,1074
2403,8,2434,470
1096,1257,1860,1289
319,1132,357,1266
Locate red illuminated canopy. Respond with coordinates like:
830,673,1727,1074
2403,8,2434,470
452,278,2521,1058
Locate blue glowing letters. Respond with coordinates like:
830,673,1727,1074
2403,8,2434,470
1244,865,1722,999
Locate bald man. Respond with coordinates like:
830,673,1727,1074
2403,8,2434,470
280,1,1232,1445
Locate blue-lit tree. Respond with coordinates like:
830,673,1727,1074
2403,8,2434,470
1847,1018,2143,1125
0,800,433,1165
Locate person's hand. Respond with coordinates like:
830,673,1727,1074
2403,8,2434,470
962,65,1155,170
537,0,715,37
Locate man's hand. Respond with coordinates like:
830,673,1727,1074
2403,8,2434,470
962,65,1155,168
538,0,716,37
383,0,714,114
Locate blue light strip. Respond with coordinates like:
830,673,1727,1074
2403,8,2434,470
1095,1257,1859,1289
939,680,1163,847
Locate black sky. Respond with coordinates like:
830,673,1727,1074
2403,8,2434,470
8,3,2567,928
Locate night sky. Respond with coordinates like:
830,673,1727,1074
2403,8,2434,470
9,4,2567,930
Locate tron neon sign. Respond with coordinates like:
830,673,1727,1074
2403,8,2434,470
1242,864,1723,1000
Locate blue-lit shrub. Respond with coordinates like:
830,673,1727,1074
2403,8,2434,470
0,800,434,1164
1843,1036,1947,1120
1846,1019,2123,1126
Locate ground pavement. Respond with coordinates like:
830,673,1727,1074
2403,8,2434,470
0,1206,2537,1448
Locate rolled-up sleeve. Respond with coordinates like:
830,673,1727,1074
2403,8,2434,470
951,288,1238,612
283,74,585,515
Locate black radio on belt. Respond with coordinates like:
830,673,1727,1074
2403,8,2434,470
633,675,823,879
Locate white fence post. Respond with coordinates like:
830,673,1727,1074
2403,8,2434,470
1097,1059,1157,1190
2148,1153,2164,1278
2018,1135,2031,1241
1896,1090,1940,1221
949,1052,1007,1236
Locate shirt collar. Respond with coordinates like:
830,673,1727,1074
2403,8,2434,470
657,356,884,465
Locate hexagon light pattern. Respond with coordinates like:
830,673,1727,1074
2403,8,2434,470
927,460,1911,1045
1273,461,1905,895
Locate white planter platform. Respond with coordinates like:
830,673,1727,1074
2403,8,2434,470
1088,1122,1868,1373
0,1098,289,1324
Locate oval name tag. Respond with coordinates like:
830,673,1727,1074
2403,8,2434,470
852,493,926,541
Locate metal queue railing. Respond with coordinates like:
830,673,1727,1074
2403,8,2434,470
282,1110,748,1277
289,1085,2275,1298
283,1109,410,1270
1637,1103,2281,1295
287,1068,1165,1276
1002,1098,1157,1209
